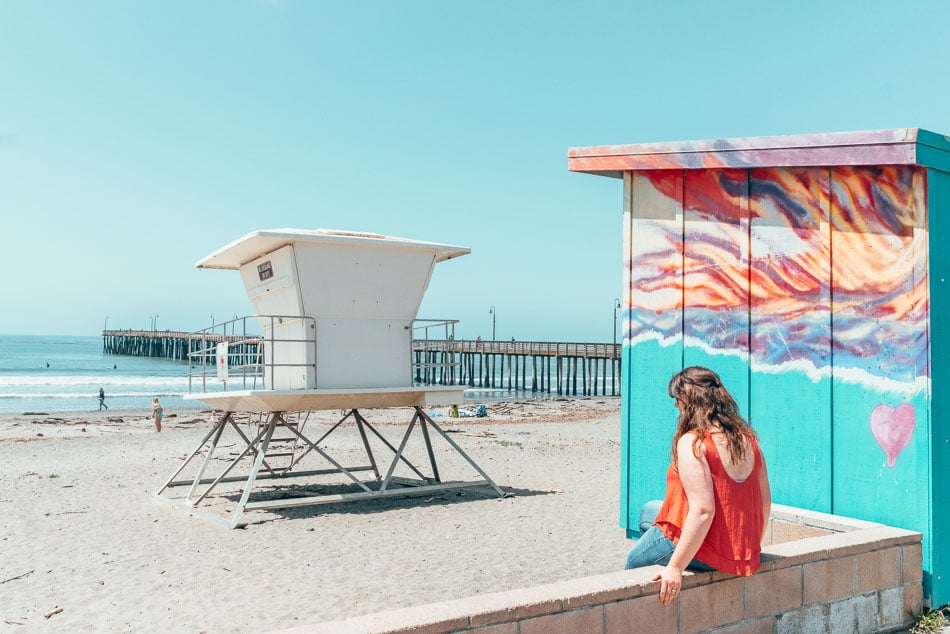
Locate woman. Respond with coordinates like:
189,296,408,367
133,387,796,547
151,397,163,433
624,366,771,606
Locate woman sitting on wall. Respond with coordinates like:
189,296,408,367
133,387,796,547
624,366,771,605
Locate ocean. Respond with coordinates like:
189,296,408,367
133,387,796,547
0,334,192,414
0,334,596,414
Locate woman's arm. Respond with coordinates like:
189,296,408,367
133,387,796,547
758,447,772,543
653,432,715,605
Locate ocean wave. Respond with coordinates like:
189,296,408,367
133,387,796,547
0,375,191,387
0,392,186,399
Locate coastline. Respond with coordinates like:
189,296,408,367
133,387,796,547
0,396,627,632
0,396,616,442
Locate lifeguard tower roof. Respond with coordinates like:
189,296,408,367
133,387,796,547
196,228,470,270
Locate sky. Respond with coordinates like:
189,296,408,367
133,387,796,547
3,0,950,342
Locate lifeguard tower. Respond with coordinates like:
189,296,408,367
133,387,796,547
158,229,504,528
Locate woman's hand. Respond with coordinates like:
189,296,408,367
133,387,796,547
652,564,683,605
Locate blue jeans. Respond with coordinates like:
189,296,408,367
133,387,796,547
624,500,716,571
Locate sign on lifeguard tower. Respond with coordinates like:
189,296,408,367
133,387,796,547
158,229,504,528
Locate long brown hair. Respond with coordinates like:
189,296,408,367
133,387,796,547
667,366,756,464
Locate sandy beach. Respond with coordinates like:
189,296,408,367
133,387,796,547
0,396,629,632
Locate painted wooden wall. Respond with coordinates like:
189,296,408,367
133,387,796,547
622,165,939,600
927,167,950,606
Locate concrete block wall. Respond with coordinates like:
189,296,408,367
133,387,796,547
278,508,922,634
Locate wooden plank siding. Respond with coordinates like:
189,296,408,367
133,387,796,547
570,128,950,603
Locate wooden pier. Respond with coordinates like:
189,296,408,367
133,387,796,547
102,330,621,396
413,340,621,396
102,330,258,362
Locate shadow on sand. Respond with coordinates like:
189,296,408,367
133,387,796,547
224,483,551,526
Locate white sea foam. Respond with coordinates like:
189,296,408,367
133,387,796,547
0,375,190,387
628,332,928,397
0,392,185,400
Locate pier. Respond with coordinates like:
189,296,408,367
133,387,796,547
102,330,621,396
102,329,256,361
413,340,621,396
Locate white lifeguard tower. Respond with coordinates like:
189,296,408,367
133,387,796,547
158,229,503,528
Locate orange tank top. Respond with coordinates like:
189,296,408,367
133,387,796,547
654,433,765,576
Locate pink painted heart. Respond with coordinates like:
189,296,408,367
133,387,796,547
870,404,916,468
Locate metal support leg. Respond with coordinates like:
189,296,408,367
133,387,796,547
380,418,419,491
359,417,429,481
281,410,352,467
155,412,230,495
228,411,281,526
282,421,374,492
185,412,231,501
417,412,441,483
227,416,280,477
191,419,274,506
157,405,505,528
352,409,381,479
414,407,505,496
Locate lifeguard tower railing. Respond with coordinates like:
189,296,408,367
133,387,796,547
187,315,459,393
187,315,317,393
411,319,460,386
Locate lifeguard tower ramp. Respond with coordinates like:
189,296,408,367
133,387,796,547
157,229,504,528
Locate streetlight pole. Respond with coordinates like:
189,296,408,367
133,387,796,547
104,315,109,333
613,298,621,348
489,306,496,341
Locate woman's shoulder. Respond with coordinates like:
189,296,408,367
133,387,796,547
678,430,702,442
675,431,707,457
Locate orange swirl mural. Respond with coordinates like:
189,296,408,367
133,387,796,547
626,165,927,389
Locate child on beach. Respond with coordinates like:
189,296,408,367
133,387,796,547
151,397,163,432
209,410,220,426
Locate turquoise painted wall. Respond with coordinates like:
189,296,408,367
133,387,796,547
622,164,943,602
622,171,684,534
926,167,950,602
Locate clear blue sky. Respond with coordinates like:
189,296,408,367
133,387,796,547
3,0,950,341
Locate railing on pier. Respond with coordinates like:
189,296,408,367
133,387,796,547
411,339,622,397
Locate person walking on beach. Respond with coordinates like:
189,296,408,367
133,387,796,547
151,397,163,433
98,387,108,410
624,366,771,606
